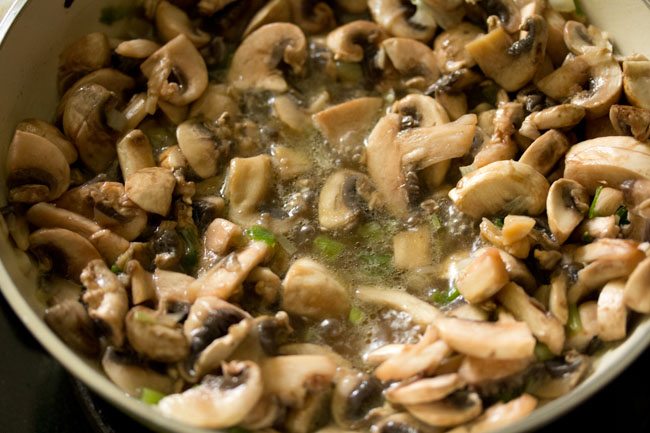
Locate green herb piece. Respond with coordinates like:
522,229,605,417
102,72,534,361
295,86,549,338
100,5,138,26
430,215,442,232
430,286,461,306
178,227,200,271
534,342,555,361
492,216,505,228
356,221,384,242
313,235,345,260
133,310,156,324
140,388,166,405
567,304,582,334
349,306,365,325
110,264,121,274
245,225,277,248
615,206,629,225
588,185,604,219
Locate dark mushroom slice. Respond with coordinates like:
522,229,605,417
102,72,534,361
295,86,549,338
609,104,650,142
44,299,99,356
58,32,111,94
519,104,585,140
463,394,538,432
368,0,438,42
125,306,189,363
465,15,547,92
102,347,179,397
325,20,386,83
546,178,589,244
622,60,650,110
318,170,378,231
228,23,307,92
155,1,211,47
16,119,77,164
287,0,336,35
331,370,383,429
405,391,483,428
6,130,70,204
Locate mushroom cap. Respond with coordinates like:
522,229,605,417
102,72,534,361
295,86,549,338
326,20,386,62
331,371,383,429
391,93,450,127
125,167,176,216
563,20,612,56
609,104,650,142
623,60,650,110
6,130,70,204
243,0,292,37
58,32,111,94
449,160,550,219
368,0,438,42
564,136,650,193
570,49,622,118
176,120,229,178
380,37,440,85
155,1,211,47
228,23,307,92
405,391,483,427
288,0,336,35
433,22,483,74
546,178,590,244
16,119,77,164
102,347,178,397
318,169,374,231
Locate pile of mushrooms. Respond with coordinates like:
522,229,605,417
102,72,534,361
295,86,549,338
3,0,650,432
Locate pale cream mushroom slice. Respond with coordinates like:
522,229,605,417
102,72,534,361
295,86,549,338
115,39,161,59
356,286,441,325
393,225,433,270
471,101,523,169
102,347,179,397
624,256,650,313
519,104,585,140
124,260,155,305
519,129,570,175
469,0,521,33
565,301,599,352
26,202,101,239
622,60,650,110
563,20,612,55
449,160,550,219
278,343,351,368
226,155,273,227
435,317,535,360
204,218,243,255
159,361,263,428
190,84,240,121
271,145,312,181
318,169,378,231
16,119,77,164
155,1,211,47
465,394,538,433
405,391,482,428
125,167,176,216
125,305,189,363
326,20,386,63
176,119,230,178
597,279,627,342
527,352,590,399
385,373,466,405
363,344,406,366
57,32,111,93
368,0,438,42
379,37,440,89
243,0,292,37
496,282,565,355
455,247,510,304
281,257,351,319
331,370,383,429
433,22,483,74
44,298,99,357
228,23,307,92
546,178,590,244
458,356,531,385
287,0,336,35
466,15,547,92
6,130,70,204
116,129,155,180
609,104,650,143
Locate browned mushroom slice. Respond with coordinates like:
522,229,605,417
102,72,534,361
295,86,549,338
386,374,466,405
563,20,611,55
196,0,238,16
125,167,176,216
115,39,161,59
433,22,483,74
16,119,77,164
331,370,383,429
228,23,307,92
466,16,547,92
26,202,101,238
622,60,650,110
125,306,189,362
287,0,336,35
458,356,531,385
436,317,535,360
546,178,589,244
6,130,70,204
609,104,650,142
176,119,230,178
282,258,351,319
519,104,585,140
102,347,179,397
58,32,111,93
405,391,482,428
519,130,570,175
204,218,243,255
549,271,569,325
380,37,440,88
456,248,509,304
116,130,155,180
368,0,438,42
528,352,590,399
155,1,211,47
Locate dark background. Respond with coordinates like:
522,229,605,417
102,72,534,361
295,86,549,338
1,295,648,433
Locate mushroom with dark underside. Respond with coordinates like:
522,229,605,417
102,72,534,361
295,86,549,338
102,347,179,397
318,170,378,231
546,178,590,245
527,352,590,399
16,119,77,164
609,104,650,142
405,391,483,428
125,306,189,363
368,0,438,42
519,130,570,175
331,370,383,429
622,59,650,110
176,119,231,179
155,1,211,47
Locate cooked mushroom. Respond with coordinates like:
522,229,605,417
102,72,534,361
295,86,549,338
226,155,273,227
318,170,377,231
16,119,77,164
271,145,312,181
284,391,331,433
368,0,437,42
597,279,627,341
159,360,263,428
622,60,650,109
287,0,336,34
116,129,155,180
228,23,307,92
282,258,351,319
176,119,230,178
44,299,99,356
197,0,238,16
26,202,101,238
519,104,585,140
125,306,189,362
464,394,537,433
405,391,482,428
449,160,550,218
155,1,211,47
549,271,569,325
624,256,650,313
456,248,510,304
204,218,243,255
609,104,650,142
479,218,530,259
457,356,531,385
546,178,590,244
6,130,70,203
243,0,292,37
386,374,466,405
331,370,383,429
326,20,386,63
102,347,178,397
465,15,547,92
391,93,450,127
471,101,523,169
115,39,161,59
433,22,483,74
125,167,176,216
379,37,440,89
58,32,111,93
356,286,441,325
393,226,433,270
519,129,570,175
528,352,590,399
190,84,240,121
563,20,611,55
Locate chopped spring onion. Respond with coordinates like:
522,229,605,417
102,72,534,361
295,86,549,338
313,235,345,260
492,216,505,229
615,206,629,225
430,286,461,306
140,387,166,405
567,304,582,334
244,225,277,248
349,306,365,325
534,342,555,361
178,227,200,271
110,264,121,274
430,214,442,232
356,221,384,242
588,185,604,219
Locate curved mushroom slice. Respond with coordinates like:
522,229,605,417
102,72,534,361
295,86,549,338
58,32,111,94
624,256,650,313
466,15,547,92
622,60,650,110
26,202,101,238
519,130,570,175
44,299,99,356
331,370,383,429
287,0,336,35
433,22,483,74
197,0,238,16
278,343,351,368
610,104,650,142
375,327,451,382
6,130,70,204
391,93,450,127
16,119,77,164
125,260,155,305
455,247,510,304
564,136,650,193
364,344,406,367
528,352,590,399
458,356,531,385
405,391,482,428
261,355,337,407
155,1,211,47
465,394,537,433
435,317,535,360
29,228,102,282
243,0,292,37
176,119,230,178
597,279,627,342
141,34,208,109
535,53,590,100
115,39,161,59
546,178,589,244
471,102,523,169
81,259,129,347
496,282,565,355
492,249,536,292
226,155,273,227
356,286,441,325
102,347,178,397
284,391,331,433
519,104,585,140
116,130,155,180
204,218,243,256
318,170,377,231
326,20,386,63
368,0,437,42
190,84,240,121
159,360,263,428
282,258,351,319
228,23,306,92
449,160,550,219
393,225,433,270
371,412,440,433
125,306,189,363
125,167,176,216
570,49,622,118
272,145,312,181
479,219,530,260
380,37,440,89
563,21,612,55
386,374,466,405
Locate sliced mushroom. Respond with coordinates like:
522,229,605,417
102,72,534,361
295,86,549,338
356,286,441,325
6,130,70,204
190,84,240,121
519,129,570,175
141,34,208,109
392,93,450,127
546,178,589,244
228,23,307,92
465,16,547,92
368,0,437,42
278,343,351,368
282,257,351,319
271,145,312,180
125,260,155,305
102,347,178,397
433,22,483,74
115,39,161,59
125,167,176,216
597,279,627,342
287,0,336,34
331,370,383,429
26,202,101,238
226,155,273,227
465,394,538,433
159,360,263,428
29,228,102,282
155,1,211,47
528,352,590,399
44,299,99,356
285,391,331,433
197,0,238,16
565,301,599,352
115,129,155,180
479,218,530,259
435,317,535,360
326,20,386,63
449,160,550,218
458,356,531,385
386,374,466,405
609,104,650,142
176,119,230,178
125,306,189,362
456,247,510,304
204,218,243,255
563,21,611,55
622,60,650,110
371,412,440,433
58,32,111,93
16,119,77,164
393,226,433,270
405,391,482,428
519,104,585,140
624,256,650,313
380,37,440,88
319,170,377,231
471,101,523,169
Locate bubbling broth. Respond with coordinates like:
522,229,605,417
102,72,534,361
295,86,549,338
3,1,650,432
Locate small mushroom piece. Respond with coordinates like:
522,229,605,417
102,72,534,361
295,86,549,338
58,32,111,93
159,361,263,428
405,391,482,428
282,258,351,319
6,130,70,203
116,129,155,180
466,394,538,433
155,1,211,47
284,392,331,433
549,271,569,325
479,219,530,259
364,344,406,366
287,0,336,35
102,347,178,397
331,371,383,429
204,218,243,255
528,352,590,399
190,84,240,121
449,160,550,218
391,93,450,127
278,343,351,368
318,170,377,231
16,119,77,164
368,0,437,42
26,202,101,238
465,16,547,92
380,37,440,88
546,178,590,244
435,317,535,360
228,23,307,92
115,39,161,59
622,60,650,110
433,22,483,74
226,155,273,227
471,101,523,169
535,54,590,101
519,104,585,140
141,34,208,108
564,136,650,193
385,374,466,405
261,355,337,407
597,279,627,342
624,256,650,313
243,0,292,37
496,282,565,355
44,299,99,356
356,286,441,325
570,49,622,118
176,119,230,178
565,301,599,352
29,228,102,282
456,247,510,304
125,167,176,216
326,20,386,62
393,226,433,270
125,306,189,362
609,104,650,142
271,145,312,181
563,21,612,55
579,215,620,240
519,129,570,175
457,356,531,385
125,260,155,305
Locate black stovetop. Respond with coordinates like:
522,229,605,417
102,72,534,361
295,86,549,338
1,294,649,433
